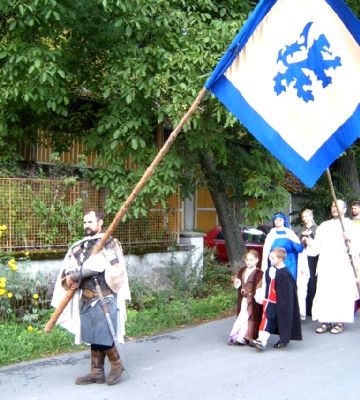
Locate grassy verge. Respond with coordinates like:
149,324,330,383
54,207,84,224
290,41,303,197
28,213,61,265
0,291,236,367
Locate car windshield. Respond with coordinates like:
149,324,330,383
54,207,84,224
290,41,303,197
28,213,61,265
215,227,265,244
242,228,266,244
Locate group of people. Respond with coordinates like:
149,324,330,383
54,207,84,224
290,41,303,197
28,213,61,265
49,201,359,385
228,200,360,352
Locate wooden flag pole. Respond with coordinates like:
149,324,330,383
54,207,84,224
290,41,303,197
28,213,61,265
44,87,207,333
325,168,360,296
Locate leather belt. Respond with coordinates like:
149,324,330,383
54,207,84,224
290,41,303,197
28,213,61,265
82,288,112,299
241,289,252,297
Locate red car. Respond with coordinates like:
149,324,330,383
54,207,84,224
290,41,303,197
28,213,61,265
204,226,266,263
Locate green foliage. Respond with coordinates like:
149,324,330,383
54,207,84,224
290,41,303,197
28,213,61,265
128,248,233,311
32,189,84,246
346,0,360,18
0,254,51,324
126,292,235,338
126,250,236,337
0,0,287,224
0,248,236,367
0,177,85,248
0,288,235,367
3,0,357,226
0,321,81,367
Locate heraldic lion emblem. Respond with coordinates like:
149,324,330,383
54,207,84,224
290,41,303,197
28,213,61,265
273,22,342,102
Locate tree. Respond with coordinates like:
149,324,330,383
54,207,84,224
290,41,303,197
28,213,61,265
1,0,358,269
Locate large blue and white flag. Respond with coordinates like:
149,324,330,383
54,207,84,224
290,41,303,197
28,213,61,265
205,0,360,187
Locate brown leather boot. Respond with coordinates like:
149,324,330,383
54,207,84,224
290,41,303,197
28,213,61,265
105,345,124,385
75,349,105,385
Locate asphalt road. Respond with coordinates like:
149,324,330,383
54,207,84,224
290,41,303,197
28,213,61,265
1,314,359,400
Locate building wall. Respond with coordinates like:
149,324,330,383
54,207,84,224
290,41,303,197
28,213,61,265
194,187,217,232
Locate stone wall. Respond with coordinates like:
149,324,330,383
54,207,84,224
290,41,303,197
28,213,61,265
20,231,205,292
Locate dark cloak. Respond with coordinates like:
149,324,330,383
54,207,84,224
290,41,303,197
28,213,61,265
263,266,302,343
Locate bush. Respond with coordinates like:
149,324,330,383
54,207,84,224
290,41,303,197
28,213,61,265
0,251,52,325
128,249,233,312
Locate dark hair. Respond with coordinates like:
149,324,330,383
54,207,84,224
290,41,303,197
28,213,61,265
352,201,360,207
84,209,105,222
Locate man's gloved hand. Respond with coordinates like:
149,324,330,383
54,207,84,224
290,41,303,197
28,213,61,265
65,273,80,290
70,271,82,282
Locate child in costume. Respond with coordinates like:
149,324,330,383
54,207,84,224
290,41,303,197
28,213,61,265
228,249,263,346
253,247,302,351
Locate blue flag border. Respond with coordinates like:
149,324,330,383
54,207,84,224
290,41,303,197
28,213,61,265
205,0,360,188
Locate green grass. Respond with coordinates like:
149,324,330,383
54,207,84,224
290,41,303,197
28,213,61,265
0,323,82,367
0,291,236,367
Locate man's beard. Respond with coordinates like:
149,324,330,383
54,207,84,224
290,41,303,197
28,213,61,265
84,228,97,236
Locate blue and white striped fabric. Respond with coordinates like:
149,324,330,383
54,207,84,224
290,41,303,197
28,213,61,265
205,0,360,188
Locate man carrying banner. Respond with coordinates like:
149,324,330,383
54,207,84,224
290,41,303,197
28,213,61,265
304,200,360,334
51,209,131,385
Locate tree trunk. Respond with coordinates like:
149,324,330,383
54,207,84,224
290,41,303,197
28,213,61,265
199,153,246,273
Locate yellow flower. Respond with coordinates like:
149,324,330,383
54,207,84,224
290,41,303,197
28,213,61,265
0,225,7,231
27,325,34,332
0,288,6,296
0,281,6,288
24,251,30,257
33,293,39,300
0,277,6,283
7,259,16,268
7,292,13,298
9,264,18,272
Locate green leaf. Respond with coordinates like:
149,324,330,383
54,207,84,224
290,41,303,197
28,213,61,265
125,93,132,104
9,20,17,31
104,88,111,98
131,138,138,150
113,129,121,139
125,25,132,36
25,17,34,26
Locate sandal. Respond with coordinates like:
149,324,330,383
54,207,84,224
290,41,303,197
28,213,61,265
330,323,344,334
316,323,332,334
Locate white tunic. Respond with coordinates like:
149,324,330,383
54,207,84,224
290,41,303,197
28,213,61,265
309,218,360,323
